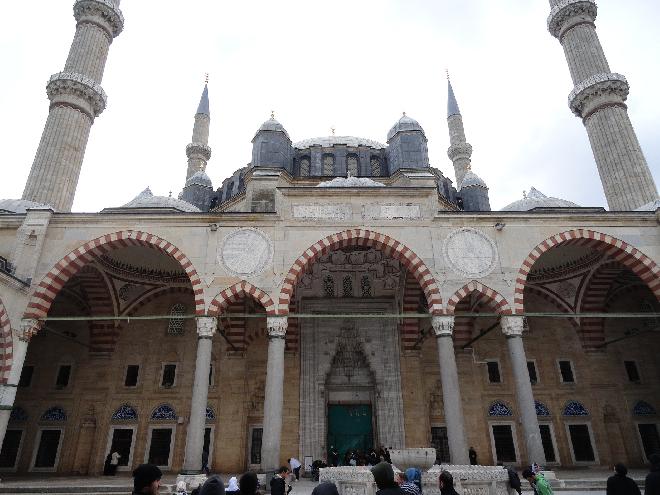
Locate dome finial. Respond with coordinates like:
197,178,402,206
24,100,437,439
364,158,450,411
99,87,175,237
523,190,527,199
331,126,336,136
271,110,275,119
403,111,406,117
205,73,209,84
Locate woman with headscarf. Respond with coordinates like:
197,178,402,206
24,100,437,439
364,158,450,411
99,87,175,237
405,468,422,494
312,481,340,495
439,471,459,495
239,471,259,495
199,475,225,495
226,476,240,495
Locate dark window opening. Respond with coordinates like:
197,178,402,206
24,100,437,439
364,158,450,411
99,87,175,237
568,424,595,462
527,361,538,384
539,424,556,463
34,429,62,468
161,364,176,388
147,428,172,467
124,365,139,387
0,429,22,468
55,365,71,389
624,361,641,383
19,366,34,388
492,424,516,463
638,424,660,460
109,428,133,467
250,427,263,465
431,426,450,463
208,364,213,387
487,361,501,383
559,360,575,383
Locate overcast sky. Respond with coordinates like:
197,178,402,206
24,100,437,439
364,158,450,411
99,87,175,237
1,0,658,212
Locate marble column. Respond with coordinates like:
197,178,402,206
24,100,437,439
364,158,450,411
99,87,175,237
181,317,217,474
0,320,33,452
501,316,546,465
432,316,470,465
261,316,287,471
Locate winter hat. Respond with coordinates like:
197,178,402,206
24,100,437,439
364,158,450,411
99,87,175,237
239,472,259,495
199,475,225,495
132,463,162,492
371,462,396,489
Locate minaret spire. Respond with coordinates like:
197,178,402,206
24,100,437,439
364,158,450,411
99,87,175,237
185,80,212,181
548,0,658,209
21,0,124,211
446,76,472,188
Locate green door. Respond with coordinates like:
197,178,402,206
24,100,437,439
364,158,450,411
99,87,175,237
327,404,373,462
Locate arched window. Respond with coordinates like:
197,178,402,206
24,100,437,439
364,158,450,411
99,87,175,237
41,406,67,422
299,156,311,177
361,275,372,297
323,154,334,175
488,401,513,417
370,157,382,177
167,303,186,336
112,404,138,421
10,407,28,422
151,404,177,421
633,400,657,416
347,155,359,176
535,400,551,416
206,406,216,421
342,275,353,298
563,400,589,416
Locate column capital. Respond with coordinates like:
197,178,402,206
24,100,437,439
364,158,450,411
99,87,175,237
18,319,40,341
501,316,524,337
196,317,217,338
266,316,288,339
432,315,454,337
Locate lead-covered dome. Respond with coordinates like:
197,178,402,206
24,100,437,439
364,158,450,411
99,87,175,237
387,114,426,142
185,170,213,188
0,199,50,213
254,116,290,140
294,136,385,150
459,170,487,190
501,187,579,211
120,187,201,212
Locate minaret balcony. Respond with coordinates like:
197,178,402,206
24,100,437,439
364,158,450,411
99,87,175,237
547,0,597,40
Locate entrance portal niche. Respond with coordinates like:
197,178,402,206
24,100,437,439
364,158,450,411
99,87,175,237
300,299,405,462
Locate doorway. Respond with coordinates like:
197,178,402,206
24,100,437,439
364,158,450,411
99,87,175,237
107,427,135,470
31,428,63,471
146,427,175,469
431,426,450,463
327,404,373,462
539,423,559,464
0,429,23,471
566,423,597,464
248,426,263,469
637,423,660,462
490,423,518,464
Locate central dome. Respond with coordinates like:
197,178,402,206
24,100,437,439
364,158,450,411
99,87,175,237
294,136,385,150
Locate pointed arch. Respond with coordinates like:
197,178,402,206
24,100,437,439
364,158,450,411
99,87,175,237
0,298,13,385
277,229,442,315
446,281,512,315
207,281,276,317
514,229,659,313
24,231,205,331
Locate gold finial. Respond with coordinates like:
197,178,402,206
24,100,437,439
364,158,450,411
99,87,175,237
205,73,209,84
271,110,275,119
331,126,336,136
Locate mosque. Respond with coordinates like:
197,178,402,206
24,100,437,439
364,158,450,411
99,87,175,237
0,0,658,478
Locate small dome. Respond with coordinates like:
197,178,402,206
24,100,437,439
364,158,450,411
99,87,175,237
459,170,487,190
501,187,579,211
254,116,290,140
186,170,213,188
0,199,50,213
387,114,426,142
635,199,660,211
317,176,385,188
121,187,201,212
294,136,386,150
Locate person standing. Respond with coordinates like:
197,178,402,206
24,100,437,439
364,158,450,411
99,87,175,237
523,468,553,495
226,476,240,495
469,447,478,466
239,471,259,495
371,462,405,495
606,463,641,495
397,471,421,495
109,450,121,475
646,454,660,495
329,446,339,467
132,464,163,495
271,466,292,495
438,471,459,495
288,457,302,480
201,449,210,475
198,475,225,495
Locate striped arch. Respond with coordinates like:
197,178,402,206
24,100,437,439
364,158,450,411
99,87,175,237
207,281,276,317
76,265,117,357
524,286,578,329
446,281,512,315
278,229,442,315
0,299,13,385
514,229,660,314
24,231,205,330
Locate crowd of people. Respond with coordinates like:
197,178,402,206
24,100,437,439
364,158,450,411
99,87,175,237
327,445,392,467
128,451,660,495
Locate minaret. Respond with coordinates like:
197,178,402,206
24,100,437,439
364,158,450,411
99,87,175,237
185,82,212,181
21,0,124,212
548,0,658,210
446,76,473,188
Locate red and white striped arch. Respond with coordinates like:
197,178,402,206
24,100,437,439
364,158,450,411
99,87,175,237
514,229,659,314
0,299,13,384
445,281,513,315
24,231,205,327
207,281,276,317
278,229,442,315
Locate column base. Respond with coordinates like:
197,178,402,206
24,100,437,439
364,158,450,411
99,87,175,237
176,473,207,490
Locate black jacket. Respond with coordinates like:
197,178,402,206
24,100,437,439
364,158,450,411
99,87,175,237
376,487,406,495
271,476,286,495
646,467,660,495
607,473,641,495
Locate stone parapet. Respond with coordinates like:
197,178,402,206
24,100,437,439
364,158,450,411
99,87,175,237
186,142,212,161
74,0,124,39
46,71,107,119
568,73,629,120
547,0,597,40
422,465,511,495
446,143,472,162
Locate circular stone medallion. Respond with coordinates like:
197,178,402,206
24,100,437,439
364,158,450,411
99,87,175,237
443,228,498,278
219,228,273,276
